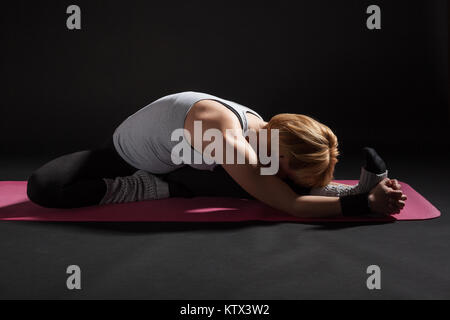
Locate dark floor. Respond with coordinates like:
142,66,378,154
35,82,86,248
0,150,449,299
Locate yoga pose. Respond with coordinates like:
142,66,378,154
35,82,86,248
27,91,407,217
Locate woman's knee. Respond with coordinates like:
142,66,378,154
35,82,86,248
26,151,87,208
26,170,62,208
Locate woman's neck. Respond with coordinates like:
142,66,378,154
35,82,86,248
246,112,268,132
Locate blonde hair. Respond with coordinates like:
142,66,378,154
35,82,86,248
264,113,339,188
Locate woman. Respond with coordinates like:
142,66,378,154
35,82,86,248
26,91,407,217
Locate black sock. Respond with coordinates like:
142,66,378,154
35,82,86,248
362,147,386,174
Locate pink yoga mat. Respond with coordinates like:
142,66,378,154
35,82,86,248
0,180,440,222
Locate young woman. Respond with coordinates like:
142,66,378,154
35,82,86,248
26,91,407,218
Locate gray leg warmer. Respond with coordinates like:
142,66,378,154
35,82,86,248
310,167,388,197
99,170,170,205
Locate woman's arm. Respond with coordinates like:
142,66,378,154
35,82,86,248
224,155,405,218
185,100,343,217
222,155,343,218
185,100,404,218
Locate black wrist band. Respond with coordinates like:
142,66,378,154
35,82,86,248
339,192,371,216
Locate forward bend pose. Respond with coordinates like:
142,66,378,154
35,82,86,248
27,91,407,217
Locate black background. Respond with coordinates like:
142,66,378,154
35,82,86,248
0,0,449,300
1,0,448,157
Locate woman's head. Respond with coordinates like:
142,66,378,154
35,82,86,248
264,113,339,188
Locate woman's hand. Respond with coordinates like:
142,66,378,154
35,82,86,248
386,178,402,191
368,178,407,216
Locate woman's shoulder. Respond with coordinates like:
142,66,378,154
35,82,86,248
185,99,242,132
190,99,237,121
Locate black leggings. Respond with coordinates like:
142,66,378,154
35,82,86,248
27,138,138,208
26,137,254,208
27,138,310,208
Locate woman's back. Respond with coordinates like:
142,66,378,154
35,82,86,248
112,91,263,174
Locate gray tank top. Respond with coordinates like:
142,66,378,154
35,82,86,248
113,91,264,174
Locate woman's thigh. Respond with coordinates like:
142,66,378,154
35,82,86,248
27,139,137,208
163,165,311,198
164,165,254,199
